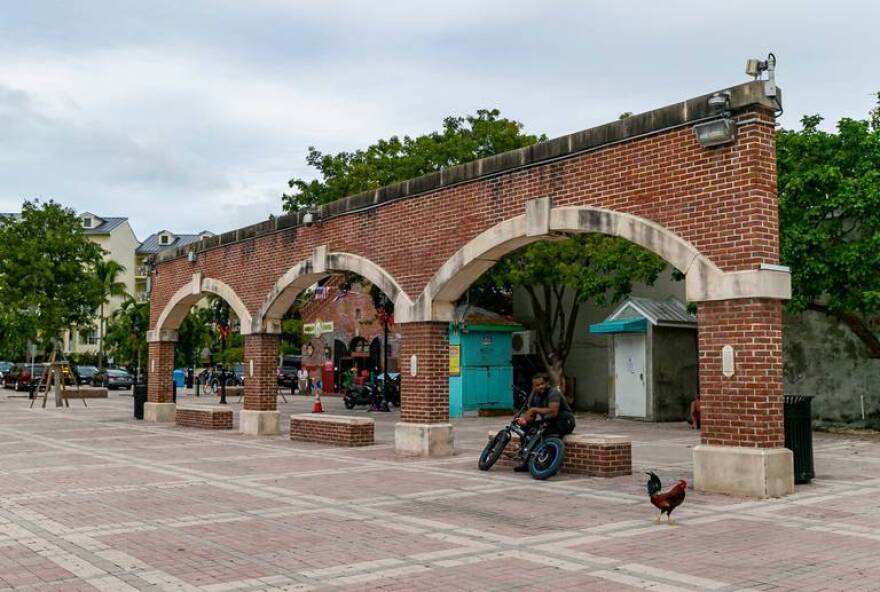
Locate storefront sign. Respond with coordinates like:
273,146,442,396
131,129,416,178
304,321,334,336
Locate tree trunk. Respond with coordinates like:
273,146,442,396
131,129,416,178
806,303,880,359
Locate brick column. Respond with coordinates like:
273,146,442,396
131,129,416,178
147,341,175,403
243,333,279,411
240,333,281,435
697,299,784,447
693,298,792,497
395,321,453,456
145,340,176,423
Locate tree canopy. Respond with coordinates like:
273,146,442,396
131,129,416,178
777,97,880,357
282,109,546,210
0,201,104,353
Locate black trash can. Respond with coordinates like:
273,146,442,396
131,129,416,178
133,384,147,420
783,394,815,484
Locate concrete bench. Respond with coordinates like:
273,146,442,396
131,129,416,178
290,414,374,447
175,405,233,430
487,431,631,477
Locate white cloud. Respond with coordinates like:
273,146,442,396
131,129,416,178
1,1,879,237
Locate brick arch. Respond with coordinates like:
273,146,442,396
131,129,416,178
152,274,252,338
255,252,413,333
416,204,721,320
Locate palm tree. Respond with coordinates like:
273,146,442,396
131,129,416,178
94,259,128,369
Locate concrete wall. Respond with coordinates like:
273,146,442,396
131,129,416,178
512,268,687,413
783,311,880,427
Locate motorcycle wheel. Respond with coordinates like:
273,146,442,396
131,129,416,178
343,396,356,410
478,430,511,471
528,437,565,480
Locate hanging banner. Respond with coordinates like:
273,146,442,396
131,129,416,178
449,345,461,376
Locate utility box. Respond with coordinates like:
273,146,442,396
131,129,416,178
590,297,698,421
449,306,522,417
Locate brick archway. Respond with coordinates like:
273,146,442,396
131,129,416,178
255,250,414,334
146,80,793,497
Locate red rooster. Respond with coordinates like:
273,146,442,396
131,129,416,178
646,472,686,525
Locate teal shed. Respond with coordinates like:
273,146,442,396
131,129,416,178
448,306,523,417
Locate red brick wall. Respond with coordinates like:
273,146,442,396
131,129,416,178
148,109,778,330
290,416,374,446
148,101,783,443
148,342,175,403
698,299,784,447
399,322,449,424
175,406,233,429
243,334,279,411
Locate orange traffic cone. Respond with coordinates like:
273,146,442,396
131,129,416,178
312,389,324,413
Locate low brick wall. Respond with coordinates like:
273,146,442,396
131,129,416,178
487,431,631,477
65,387,108,399
290,414,374,447
176,405,233,430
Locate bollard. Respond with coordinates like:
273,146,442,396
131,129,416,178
219,374,227,405
195,379,200,397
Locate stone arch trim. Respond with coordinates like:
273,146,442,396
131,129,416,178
149,273,253,341
254,248,414,334
413,202,790,322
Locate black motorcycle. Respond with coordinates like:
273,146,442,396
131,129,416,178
376,374,401,407
343,382,390,412
478,399,566,480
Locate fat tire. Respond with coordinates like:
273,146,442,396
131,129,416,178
343,397,356,410
528,437,565,480
478,431,511,471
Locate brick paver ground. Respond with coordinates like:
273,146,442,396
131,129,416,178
2,389,879,591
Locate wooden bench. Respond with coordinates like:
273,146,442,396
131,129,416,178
487,431,631,477
66,387,108,399
290,414,374,447
175,405,234,430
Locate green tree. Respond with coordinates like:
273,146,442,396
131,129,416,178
283,109,546,210
176,306,213,368
103,296,148,375
777,98,880,357
0,201,103,358
468,235,666,391
94,259,128,369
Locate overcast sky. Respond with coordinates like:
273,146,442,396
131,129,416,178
2,1,878,239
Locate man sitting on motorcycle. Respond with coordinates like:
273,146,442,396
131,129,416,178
514,373,575,471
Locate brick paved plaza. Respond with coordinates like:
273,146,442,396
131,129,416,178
2,391,879,592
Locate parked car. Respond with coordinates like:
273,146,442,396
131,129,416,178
276,355,302,387
198,365,243,394
93,368,134,390
76,365,99,385
0,361,12,381
3,363,75,391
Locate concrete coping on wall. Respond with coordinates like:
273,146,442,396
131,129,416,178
156,80,780,264
290,414,375,426
487,430,630,445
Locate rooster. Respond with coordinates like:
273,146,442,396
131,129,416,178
646,472,686,525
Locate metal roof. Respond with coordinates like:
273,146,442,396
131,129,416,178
607,296,696,328
83,216,128,235
136,232,205,254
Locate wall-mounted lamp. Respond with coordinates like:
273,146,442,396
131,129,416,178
694,89,736,148
302,209,322,227
187,250,197,263
694,119,736,147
